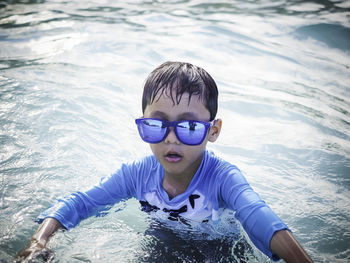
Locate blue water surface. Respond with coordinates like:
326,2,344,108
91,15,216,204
0,0,350,262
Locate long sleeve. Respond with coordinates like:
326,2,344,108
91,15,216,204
36,161,141,229
219,167,289,261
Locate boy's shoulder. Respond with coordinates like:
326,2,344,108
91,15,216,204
120,154,160,177
205,150,241,173
204,150,248,189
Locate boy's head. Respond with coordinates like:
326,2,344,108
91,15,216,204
137,61,222,180
142,61,218,121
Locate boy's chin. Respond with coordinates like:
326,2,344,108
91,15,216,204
162,161,186,174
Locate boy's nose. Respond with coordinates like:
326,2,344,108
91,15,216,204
164,127,180,145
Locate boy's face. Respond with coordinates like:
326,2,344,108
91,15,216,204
143,91,221,179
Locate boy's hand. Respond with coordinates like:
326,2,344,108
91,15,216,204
15,238,54,262
15,218,62,263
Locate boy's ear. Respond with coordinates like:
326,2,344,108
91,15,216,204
208,119,222,143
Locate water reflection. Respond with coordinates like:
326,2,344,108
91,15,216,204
295,23,350,51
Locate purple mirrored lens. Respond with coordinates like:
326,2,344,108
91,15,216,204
137,119,166,143
176,121,207,145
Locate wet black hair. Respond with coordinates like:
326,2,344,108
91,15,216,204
142,61,218,121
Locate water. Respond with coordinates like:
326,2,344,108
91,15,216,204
0,0,349,262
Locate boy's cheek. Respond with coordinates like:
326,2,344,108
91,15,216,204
149,144,158,155
149,144,166,160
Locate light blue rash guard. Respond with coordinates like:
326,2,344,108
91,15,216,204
38,150,289,260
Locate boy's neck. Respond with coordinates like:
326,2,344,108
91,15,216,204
162,153,204,199
162,172,194,200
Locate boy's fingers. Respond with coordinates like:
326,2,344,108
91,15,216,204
15,241,53,263
40,247,55,262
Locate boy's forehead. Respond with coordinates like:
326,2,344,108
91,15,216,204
144,92,210,120
148,110,200,119
155,89,204,105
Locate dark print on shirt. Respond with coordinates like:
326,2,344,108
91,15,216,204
140,200,160,213
189,194,200,209
140,190,217,222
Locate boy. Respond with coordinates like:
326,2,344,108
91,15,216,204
17,62,313,262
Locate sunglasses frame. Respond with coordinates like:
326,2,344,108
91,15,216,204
135,118,213,146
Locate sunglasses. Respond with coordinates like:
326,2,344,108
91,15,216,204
135,118,213,146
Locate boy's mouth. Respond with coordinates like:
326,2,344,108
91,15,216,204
165,151,182,163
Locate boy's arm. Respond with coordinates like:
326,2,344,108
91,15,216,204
16,218,62,262
270,230,313,263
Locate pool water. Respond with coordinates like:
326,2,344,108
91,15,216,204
1,0,350,262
